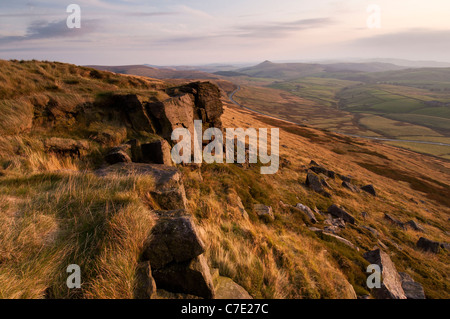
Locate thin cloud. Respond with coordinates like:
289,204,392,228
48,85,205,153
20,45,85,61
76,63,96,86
235,18,334,38
154,17,334,45
0,19,98,44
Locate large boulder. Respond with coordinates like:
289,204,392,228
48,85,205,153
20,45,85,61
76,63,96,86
173,81,224,129
327,204,355,224
147,94,196,143
417,237,441,254
152,255,215,299
141,140,173,166
399,272,426,299
142,214,206,269
363,249,407,299
134,261,157,299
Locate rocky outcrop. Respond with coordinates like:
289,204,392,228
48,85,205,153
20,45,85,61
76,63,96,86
141,140,173,166
141,213,205,269
361,184,377,196
363,249,407,299
417,237,441,253
152,255,215,299
147,81,224,143
327,204,355,224
399,272,426,299
254,204,274,222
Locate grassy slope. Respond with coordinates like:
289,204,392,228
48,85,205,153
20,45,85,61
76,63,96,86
212,102,450,298
0,60,449,299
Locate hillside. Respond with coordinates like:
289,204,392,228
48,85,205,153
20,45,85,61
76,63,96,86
0,60,449,299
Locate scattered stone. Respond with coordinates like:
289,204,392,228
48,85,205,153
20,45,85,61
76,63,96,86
295,203,318,224
327,204,355,224
404,220,424,232
142,214,206,269
306,172,331,197
321,232,359,251
254,204,274,222
342,181,360,193
309,160,319,166
337,174,352,183
363,249,407,299
228,191,249,220
361,211,368,220
141,139,173,166
384,213,406,229
362,226,379,237
399,272,426,299
152,255,215,299
361,184,377,196
417,237,441,254
134,261,157,299
308,227,322,232
309,166,335,179
324,225,340,234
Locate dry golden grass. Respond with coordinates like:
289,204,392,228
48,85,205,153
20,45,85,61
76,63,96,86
0,171,155,299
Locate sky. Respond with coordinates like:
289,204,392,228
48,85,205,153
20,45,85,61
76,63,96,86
0,0,450,66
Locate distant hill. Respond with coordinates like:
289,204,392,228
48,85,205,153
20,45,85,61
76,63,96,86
87,64,218,80
235,60,407,80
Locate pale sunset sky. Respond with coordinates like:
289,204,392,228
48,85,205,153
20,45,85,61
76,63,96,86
0,0,449,65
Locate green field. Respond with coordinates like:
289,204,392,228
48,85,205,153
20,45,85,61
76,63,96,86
226,64,450,159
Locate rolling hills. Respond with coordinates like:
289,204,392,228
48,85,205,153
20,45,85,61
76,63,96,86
1,60,448,300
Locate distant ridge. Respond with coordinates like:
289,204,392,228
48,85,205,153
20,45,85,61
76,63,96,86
86,64,218,80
